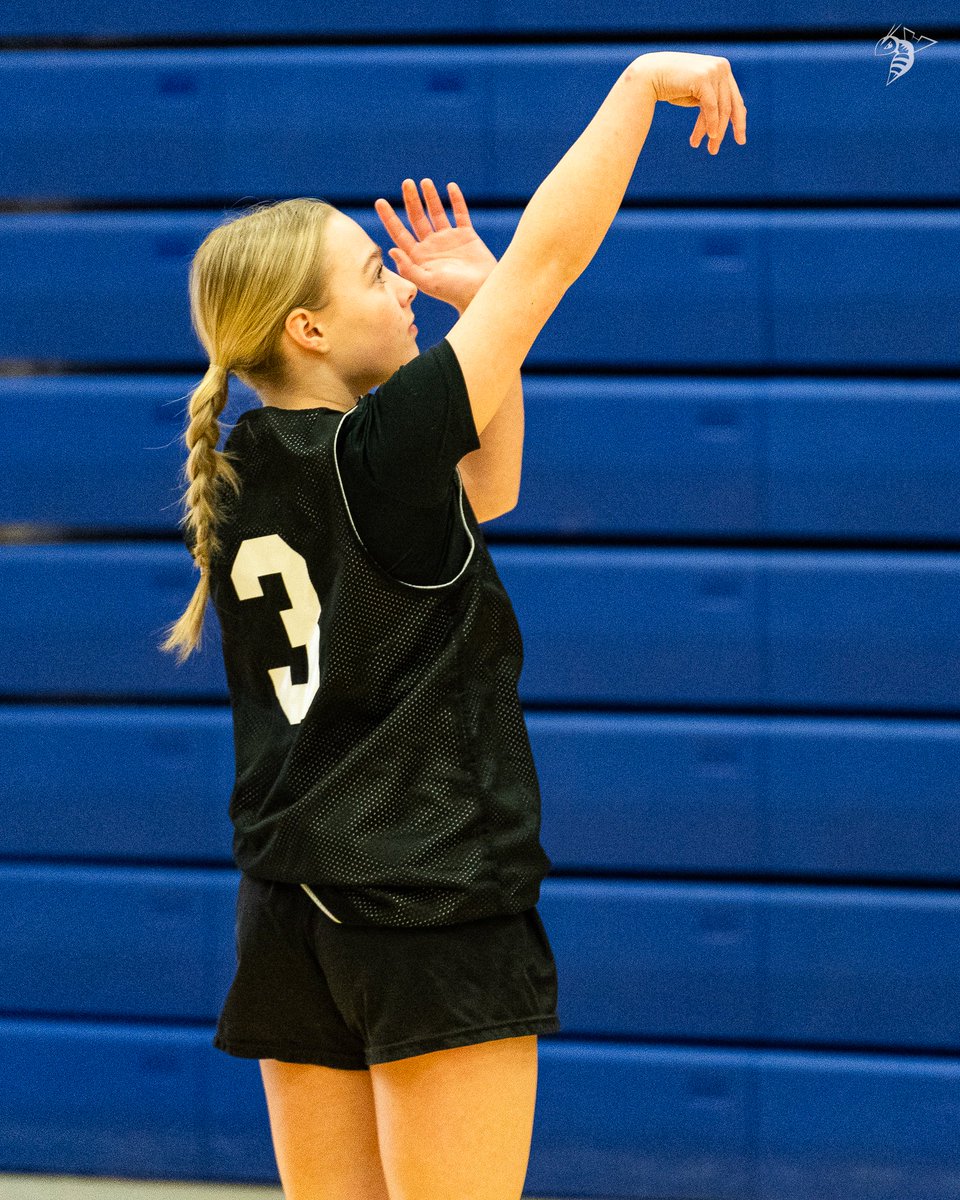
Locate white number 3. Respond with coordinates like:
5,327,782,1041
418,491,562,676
230,534,321,726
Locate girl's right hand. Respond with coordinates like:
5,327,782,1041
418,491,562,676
631,51,748,154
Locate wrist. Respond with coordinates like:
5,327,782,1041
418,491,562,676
625,58,659,105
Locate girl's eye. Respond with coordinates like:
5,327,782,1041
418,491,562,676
376,264,385,282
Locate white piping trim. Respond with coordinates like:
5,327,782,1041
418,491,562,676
333,406,476,590
300,882,343,923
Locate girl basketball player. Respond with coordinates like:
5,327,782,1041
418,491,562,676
161,49,746,1200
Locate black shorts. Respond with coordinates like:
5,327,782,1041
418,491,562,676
213,872,561,1070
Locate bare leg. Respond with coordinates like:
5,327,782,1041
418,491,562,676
370,1034,540,1200
259,1057,391,1200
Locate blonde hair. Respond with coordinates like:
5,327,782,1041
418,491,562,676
159,197,338,664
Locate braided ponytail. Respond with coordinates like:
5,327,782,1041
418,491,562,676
159,197,337,663
159,361,241,664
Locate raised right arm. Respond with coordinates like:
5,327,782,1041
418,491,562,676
445,61,658,436
445,54,745,437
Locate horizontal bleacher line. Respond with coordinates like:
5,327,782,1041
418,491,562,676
4,197,960,217
3,30,959,49
4,531,960,554
2,1010,958,1062
6,697,960,723
2,1,958,40
1,45,956,204
3,372,959,539
3,211,957,368
5,361,960,376
5,545,958,708
5,857,960,895
1,866,958,1049
5,706,958,878
3,1018,960,1190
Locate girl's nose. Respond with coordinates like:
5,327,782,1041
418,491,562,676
391,271,416,304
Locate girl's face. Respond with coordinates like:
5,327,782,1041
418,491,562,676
280,209,419,408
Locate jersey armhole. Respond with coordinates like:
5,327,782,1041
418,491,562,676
333,408,477,591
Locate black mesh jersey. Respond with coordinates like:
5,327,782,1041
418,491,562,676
204,338,553,927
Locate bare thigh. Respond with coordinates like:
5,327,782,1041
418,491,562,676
370,1034,540,1200
258,1058,390,1200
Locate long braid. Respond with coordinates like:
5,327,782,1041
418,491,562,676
160,361,241,664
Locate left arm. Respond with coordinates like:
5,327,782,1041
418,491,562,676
455,311,524,521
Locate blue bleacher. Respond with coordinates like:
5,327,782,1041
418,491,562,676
2,5,959,1198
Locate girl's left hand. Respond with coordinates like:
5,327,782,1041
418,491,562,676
374,179,498,313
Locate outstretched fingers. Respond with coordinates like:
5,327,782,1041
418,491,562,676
373,192,418,256
443,181,474,228
375,179,473,251
413,178,474,233
413,178,452,233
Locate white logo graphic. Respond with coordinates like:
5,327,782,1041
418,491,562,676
875,25,937,85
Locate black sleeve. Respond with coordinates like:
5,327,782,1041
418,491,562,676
339,336,481,509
